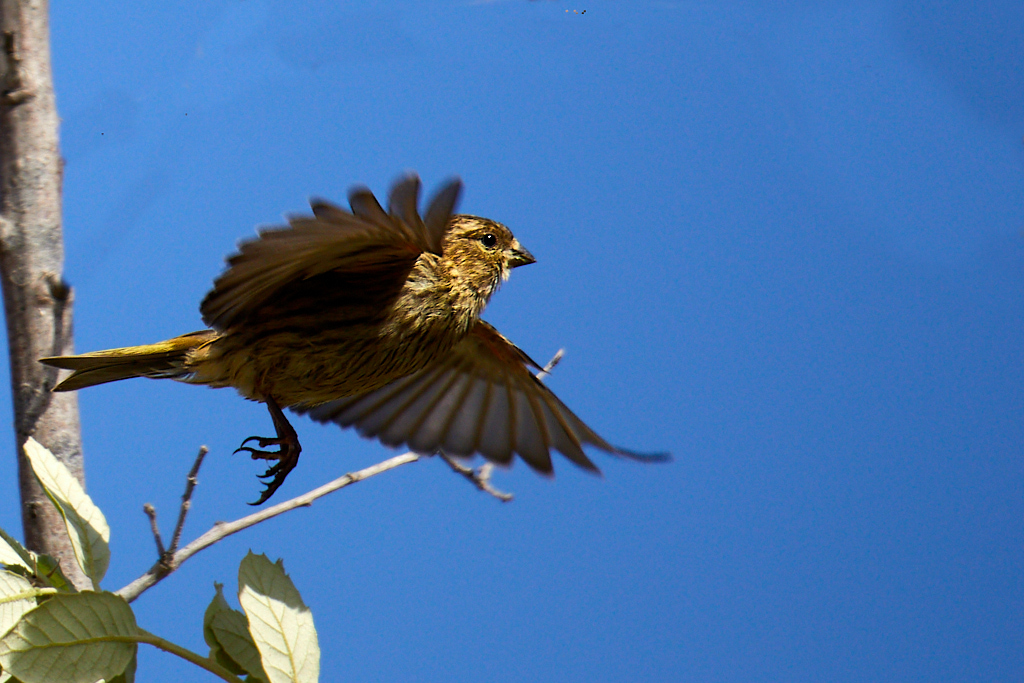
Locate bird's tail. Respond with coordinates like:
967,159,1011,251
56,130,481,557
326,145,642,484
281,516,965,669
40,330,217,391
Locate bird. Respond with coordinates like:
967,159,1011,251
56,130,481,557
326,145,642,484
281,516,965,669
40,174,667,504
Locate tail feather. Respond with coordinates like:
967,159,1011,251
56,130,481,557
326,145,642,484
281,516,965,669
40,330,217,391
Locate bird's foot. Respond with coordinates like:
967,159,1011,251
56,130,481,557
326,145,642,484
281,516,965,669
234,435,290,461
234,432,302,506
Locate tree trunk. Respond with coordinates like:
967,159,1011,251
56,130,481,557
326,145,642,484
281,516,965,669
0,0,87,590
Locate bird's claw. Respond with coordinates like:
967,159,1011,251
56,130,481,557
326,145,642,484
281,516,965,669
257,460,286,479
235,433,302,506
233,436,287,462
250,459,298,505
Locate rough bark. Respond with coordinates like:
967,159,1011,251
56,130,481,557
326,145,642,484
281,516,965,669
0,0,87,589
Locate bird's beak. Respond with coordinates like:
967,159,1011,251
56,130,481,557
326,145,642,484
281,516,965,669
508,240,536,268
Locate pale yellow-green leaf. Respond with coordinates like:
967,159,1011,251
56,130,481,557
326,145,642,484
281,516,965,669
204,583,267,682
0,539,25,571
0,532,72,595
0,571,35,639
0,591,137,683
0,529,31,572
238,553,319,683
23,438,110,587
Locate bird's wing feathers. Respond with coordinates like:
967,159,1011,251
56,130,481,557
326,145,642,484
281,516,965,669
201,175,462,330
301,320,668,473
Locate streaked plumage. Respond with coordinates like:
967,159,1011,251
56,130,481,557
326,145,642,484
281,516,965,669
41,174,667,504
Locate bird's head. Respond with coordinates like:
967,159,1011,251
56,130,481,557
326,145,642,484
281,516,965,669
442,215,535,293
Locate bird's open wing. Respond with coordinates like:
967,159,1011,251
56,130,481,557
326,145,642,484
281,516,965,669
299,320,669,473
200,174,462,330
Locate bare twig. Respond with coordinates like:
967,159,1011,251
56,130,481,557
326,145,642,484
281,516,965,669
435,348,565,500
116,450,421,603
142,503,165,558
536,348,565,380
169,446,207,555
439,455,513,502
141,446,207,564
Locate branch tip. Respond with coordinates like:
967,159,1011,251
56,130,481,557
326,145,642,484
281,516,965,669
536,348,565,380
143,503,166,558
169,445,209,555
439,453,514,502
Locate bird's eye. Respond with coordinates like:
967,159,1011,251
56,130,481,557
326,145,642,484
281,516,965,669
479,233,497,248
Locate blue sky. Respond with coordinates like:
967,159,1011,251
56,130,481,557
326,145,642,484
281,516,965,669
0,1,1021,680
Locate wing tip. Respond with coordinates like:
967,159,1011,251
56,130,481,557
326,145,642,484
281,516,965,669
309,197,344,216
610,446,673,463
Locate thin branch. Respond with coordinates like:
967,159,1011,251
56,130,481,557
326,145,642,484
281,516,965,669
169,445,207,554
435,348,565,501
535,347,565,380
142,503,165,558
116,450,421,603
439,455,513,502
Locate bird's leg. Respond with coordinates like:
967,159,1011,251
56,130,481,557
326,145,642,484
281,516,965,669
234,397,302,505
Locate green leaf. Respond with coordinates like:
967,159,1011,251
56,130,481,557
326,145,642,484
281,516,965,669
0,591,137,683
28,555,74,594
238,553,319,683
0,571,36,640
23,438,110,587
203,582,242,673
204,583,267,682
105,650,137,683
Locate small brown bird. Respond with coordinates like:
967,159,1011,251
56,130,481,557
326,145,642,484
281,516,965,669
41,175,666,503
